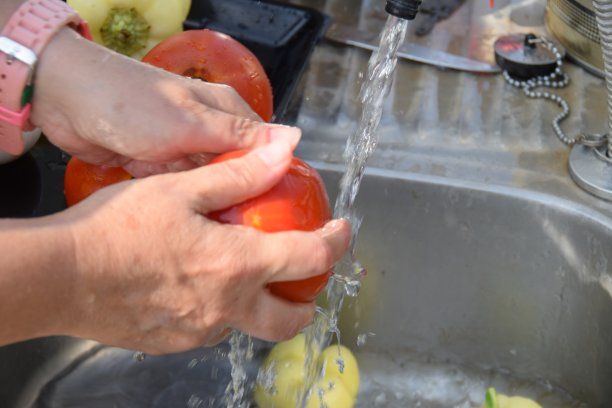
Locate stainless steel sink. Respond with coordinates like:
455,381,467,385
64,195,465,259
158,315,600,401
2,164,611,407
323,164,612,407
3,0,612,406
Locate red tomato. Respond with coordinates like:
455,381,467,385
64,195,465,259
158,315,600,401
207,150,332,303
64,158,132,207
142,29,274,122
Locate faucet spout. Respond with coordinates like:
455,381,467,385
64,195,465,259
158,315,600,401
385,0,422,20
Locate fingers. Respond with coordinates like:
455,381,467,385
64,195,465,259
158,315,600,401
190,81,263,122
253,219,352,283
201,220,349,343
122,156,214,178
189,110,302,154
239,292,316,342
184,81,302,153
184,139,298,212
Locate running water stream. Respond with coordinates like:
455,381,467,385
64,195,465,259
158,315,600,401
297,15,409,407
224,14,409,408
224,331,252,408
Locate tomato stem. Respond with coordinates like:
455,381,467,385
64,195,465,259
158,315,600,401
100,7,150,56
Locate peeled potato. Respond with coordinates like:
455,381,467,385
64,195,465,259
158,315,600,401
319,344,360,397
481,389,542,408
305,378,355,408
495,395,542,408
254,334,360,408
265,333,308,361
257,359,304,407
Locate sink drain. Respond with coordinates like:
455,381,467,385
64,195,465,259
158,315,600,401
568,144,612,201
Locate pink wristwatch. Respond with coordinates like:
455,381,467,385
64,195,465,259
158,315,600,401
0,0,91,155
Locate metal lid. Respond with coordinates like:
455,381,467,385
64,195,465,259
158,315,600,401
494,33,565,78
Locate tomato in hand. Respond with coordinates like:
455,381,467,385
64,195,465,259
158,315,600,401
207,150,332,303
64,157,132,207
142,29,274,122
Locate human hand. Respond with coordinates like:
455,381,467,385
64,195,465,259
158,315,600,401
31,28,296,176
56,140,350,354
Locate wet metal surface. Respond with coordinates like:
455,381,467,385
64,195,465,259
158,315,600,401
325,22,501,72
284,0,611,216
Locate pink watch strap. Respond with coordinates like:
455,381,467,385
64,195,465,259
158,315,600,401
0,0,91,155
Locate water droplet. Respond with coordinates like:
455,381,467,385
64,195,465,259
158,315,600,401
352,260,367,277
336,356,345,374
133,351,146,362
187,394,204,408
374,392,388,406
344,279,361,297
256,361,277,394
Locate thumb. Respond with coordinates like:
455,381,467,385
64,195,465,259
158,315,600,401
185,139,296,213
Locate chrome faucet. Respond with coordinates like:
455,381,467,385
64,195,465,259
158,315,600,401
385,0,422,19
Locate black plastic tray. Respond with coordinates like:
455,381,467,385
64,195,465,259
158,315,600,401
184,0,330,121
1,1,329,218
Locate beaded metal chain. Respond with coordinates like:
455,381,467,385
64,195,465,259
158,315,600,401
501,36,574,144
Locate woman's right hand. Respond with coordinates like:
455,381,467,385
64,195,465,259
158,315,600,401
54,140,351,355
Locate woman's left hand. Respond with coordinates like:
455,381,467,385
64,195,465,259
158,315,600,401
31,28,298,177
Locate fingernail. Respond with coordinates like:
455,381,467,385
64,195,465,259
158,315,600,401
268,125,301,148
320,219,350,235
254,139,292,167
204,327,233,346
319,219,352,256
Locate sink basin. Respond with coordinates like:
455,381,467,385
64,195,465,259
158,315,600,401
324,164,611,407
1,164,610,407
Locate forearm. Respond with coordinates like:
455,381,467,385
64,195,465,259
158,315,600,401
0,216,78,345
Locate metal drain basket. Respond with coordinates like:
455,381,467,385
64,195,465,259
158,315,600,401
545,0,604,76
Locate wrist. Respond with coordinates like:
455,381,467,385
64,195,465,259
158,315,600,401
0,216,79,343
59,207,124,340
29,26,91,128
0,0,90,155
